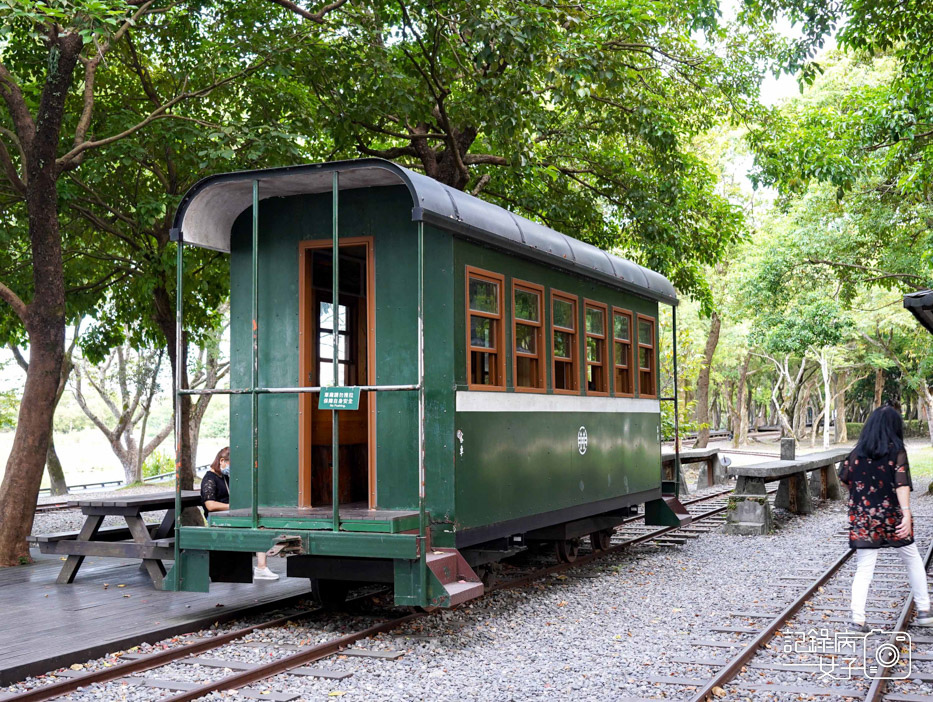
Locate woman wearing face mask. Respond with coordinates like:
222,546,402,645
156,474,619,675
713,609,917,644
201,446,279,581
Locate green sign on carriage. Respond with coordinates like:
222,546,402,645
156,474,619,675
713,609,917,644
319,386,361,410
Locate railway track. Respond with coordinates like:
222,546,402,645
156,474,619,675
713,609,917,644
0,485,744,702
638,517,933,702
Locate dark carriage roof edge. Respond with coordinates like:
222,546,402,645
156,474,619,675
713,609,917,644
904,290,933,335
171,158,678,305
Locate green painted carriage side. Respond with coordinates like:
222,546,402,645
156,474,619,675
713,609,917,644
228,185,456,524
226,186,659,544
450,240,662,532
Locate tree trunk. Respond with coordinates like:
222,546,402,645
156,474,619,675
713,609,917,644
152,283,203,526
0,32,82,566
873,368,884,409
921,383,933,448
820,349,832,450
45,438,68,496
693,312,721,449
732,353,751,448
836,371,848,444
153,283,193,487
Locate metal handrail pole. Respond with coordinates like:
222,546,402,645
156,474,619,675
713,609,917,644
250,180,260,528
173,231,183,576
417,221,427,600
672,304,681,497
332,171,340,533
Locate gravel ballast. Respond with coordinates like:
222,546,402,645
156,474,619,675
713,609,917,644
5,477,933,700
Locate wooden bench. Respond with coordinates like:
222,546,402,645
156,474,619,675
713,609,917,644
29,491,201,588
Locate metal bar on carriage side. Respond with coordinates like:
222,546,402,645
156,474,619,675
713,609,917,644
173,229,184,575
417,220,427,596
331,171,340,533
177,385,420,395
250,179,261,529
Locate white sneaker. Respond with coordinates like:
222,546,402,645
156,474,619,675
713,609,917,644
915,610,933,627
253,566,279,581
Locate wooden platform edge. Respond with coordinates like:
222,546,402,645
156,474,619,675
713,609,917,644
0,590,314,687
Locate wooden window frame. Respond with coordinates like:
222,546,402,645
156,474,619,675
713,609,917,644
550,289,580,395
612,307,635,397
636,313,657,399
583,299,609,396
466,266,506,391
512,280,546,393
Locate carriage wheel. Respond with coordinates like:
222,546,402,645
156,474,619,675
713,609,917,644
310,578,350,609
555,538,580,563
589,529,613,552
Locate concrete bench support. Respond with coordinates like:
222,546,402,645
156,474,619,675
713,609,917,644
809,461,844,501
724,475,773,535
773,438,814,515
662,448,729,495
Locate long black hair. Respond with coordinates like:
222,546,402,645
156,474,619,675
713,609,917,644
854,406,905,460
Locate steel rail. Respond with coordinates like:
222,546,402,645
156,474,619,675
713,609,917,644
497,487,755,591
0,607,329,702
688,547,856,702
161,612,423,702
864,536,933,701
5,487,745,701
160,489,746,700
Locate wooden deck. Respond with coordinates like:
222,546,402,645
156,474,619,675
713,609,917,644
0,548,310,686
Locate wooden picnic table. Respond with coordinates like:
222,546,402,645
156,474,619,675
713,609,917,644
30,490,201,589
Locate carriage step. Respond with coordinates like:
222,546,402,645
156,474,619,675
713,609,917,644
426,548,483,605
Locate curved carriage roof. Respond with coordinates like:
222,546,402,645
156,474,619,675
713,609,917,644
171,158,677,305
904,290,933,335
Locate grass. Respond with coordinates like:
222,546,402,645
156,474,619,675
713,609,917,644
911,446,933,479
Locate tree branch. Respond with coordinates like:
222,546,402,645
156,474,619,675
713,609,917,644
462,154,509,166
0,136,24,195
0,280,27,323
8,344,27,372
58,57,271,167
0,64,35,152
805,257,928,290
267,0,349,23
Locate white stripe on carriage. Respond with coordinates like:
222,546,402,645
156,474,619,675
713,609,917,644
455,392,661,414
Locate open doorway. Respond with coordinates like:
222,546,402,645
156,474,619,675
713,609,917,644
298,238,375,509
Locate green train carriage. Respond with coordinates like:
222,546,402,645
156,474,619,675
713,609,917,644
165,158,687,608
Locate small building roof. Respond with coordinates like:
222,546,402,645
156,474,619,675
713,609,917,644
904,290,933,335
171,158,677,305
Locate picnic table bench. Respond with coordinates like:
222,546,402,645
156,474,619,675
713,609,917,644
29,490,201,589
723,440,849,535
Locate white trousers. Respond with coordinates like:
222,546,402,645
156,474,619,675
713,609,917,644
851,543,931,623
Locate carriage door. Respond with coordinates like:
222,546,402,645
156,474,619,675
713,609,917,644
298,240,375,509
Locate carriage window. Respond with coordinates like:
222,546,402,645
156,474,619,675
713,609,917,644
467,267,505,389
637,315,656,397
319,301,350,386
613,308,634,396
551,291,579,393
585,301,608,394
513,282,545,391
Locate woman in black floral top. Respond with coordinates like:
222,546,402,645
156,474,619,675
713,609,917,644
839,406,932,630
